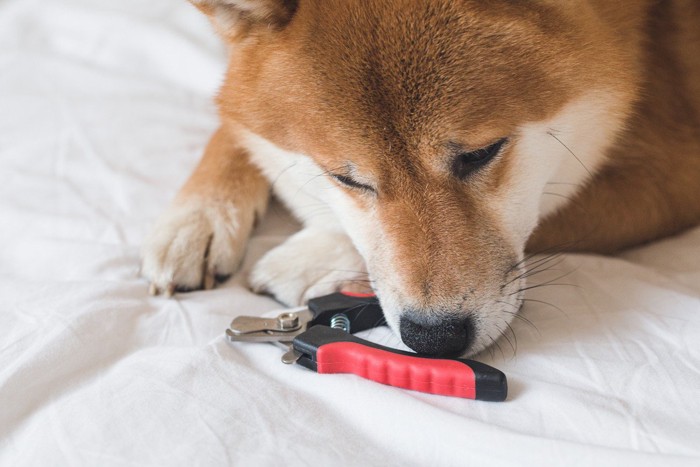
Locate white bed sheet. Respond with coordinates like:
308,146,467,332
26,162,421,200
1,1,699,465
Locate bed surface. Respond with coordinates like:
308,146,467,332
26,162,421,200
1,1,699,465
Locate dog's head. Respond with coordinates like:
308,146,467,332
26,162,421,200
193,0,637,355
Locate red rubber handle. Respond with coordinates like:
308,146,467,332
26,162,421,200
317,341,477,398
293,308,507,400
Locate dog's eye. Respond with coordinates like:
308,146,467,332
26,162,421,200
330,174,375,192
452,138,508,179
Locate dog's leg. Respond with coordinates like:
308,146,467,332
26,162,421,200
527,157,700,254
142,125,269,295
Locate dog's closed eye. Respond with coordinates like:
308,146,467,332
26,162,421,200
330,173,376,193
451,138,508,180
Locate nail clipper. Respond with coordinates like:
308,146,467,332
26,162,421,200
226,291,507,401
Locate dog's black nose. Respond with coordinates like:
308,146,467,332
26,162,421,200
399,311,475,356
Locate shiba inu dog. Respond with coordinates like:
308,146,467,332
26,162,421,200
142,0,700,356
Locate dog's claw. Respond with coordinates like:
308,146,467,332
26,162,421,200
148,283,158,296
203,271,215,290
164,283,176,298
215,273,231,284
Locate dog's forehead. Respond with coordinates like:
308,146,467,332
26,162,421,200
293,0,574,139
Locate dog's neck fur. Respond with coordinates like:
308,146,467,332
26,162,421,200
529,0,700,253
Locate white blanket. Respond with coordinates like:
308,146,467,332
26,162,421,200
1,1,699,465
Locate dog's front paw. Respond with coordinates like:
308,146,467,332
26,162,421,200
141,199,254,296
249,228,370,306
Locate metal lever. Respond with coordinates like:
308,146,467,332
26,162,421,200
231,314,300,334
226,308,313,343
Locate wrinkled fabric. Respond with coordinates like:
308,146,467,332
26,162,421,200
1,1,699,466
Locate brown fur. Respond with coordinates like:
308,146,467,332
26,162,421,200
179,125,269,208
145,0,700,352
199,0,697,291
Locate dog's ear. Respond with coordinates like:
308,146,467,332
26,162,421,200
190,0,298,39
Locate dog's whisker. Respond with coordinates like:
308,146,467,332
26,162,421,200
497,324,516,359
503,320,518,358
503,254,567,287
515,264,569,283
547,130,593,178
512,282,581,295
500,310,540,334
546,181,581,187
520,298,568,316
542,191,576,203
523,254,568,274
502,254,569,298
511,265,581,295
487,336,496,360
507,320,518,352
506,240,573,274
493,334,505,361
520,251,567,272
541,190,591,214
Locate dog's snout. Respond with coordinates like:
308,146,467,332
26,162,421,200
399,311,475,356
